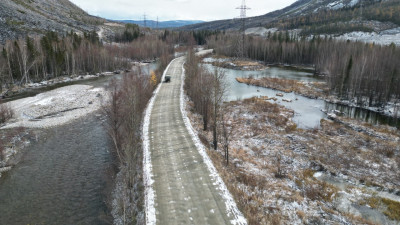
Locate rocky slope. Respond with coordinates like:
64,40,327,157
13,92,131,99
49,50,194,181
181,0,399,33
0,0,107,43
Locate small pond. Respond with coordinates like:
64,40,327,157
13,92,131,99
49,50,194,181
202,61,399,129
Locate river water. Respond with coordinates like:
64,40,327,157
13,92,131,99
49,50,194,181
203,63,399,129
0,63,158,224
0,114,113,224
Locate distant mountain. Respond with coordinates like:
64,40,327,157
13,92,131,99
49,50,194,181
0,0,107,43
117,20,204,29
180,0,400,35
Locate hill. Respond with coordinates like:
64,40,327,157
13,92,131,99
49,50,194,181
180,0,400,35
118,20,204,29
0,0,108,43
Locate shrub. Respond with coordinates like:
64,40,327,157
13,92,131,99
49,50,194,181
382,198,400,221
0,101,14,125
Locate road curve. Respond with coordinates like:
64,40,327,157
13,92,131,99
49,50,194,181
145,57,244,225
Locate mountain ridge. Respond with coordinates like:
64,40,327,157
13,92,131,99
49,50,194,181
117,20,204,29
179,0,399,33
0,0,107,43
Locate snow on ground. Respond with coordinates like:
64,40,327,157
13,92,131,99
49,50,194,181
245,27,278,36
186,95,400,224
337,28,400,46
2,85,107,129
195,49,213,57
327,1,345,10
349,0,360,7
180,63,247,225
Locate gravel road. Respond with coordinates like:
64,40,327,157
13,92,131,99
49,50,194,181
148,57,237,224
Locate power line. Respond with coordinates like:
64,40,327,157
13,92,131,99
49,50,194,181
236,0,250,58
236,0,250,19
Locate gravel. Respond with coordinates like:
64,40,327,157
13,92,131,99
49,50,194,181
2,85,108,129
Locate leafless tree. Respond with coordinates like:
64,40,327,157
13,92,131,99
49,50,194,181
207,32,400,108
211,67,227,150
219,106,234,165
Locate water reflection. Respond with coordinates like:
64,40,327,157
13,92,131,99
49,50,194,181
202,62,399,129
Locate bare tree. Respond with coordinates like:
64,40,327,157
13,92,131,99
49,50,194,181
16,38,37,84
211,67,227,150
219,106,234,165
103,78,124,164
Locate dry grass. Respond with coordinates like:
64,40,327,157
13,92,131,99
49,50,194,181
365,197,400,221
186,94,400,224
234,60,262,67
0,101,14,125
206,149,268,225
382,198,400,221
210,59,266,71
236,77,328,99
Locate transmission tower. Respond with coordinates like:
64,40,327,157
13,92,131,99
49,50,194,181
236,0,250,58
143,13,147,27
157,16,159,29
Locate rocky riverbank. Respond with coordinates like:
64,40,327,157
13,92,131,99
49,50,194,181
0,84,109,178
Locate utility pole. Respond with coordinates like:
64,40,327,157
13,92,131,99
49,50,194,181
236,0,250,59
143,13,147,27
157,16,159,29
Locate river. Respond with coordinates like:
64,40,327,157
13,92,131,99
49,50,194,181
0,63,158,224
0,114,113,224
203,62,399,129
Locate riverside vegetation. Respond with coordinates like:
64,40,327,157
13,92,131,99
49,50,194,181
184,28,400,223
186,92,400,224
207,33,400,110
103,48,173,225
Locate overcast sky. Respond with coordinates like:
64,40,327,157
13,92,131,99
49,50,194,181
69,0,297,21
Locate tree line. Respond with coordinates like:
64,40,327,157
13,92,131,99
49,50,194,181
0,31,121,90
0,29,175,93
114,24,141,43
103,70,153,224
207,33,400,107
185,49,232,164
103,49,173,223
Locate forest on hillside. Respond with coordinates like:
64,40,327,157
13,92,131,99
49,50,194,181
268,0,400,35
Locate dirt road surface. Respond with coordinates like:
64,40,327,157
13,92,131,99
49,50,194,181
146,57,244,224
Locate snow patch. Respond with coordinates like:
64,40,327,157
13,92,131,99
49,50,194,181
180,63,247,225
349,0,359,7
313,172,323,178
327,1,344,10
337,29,400,46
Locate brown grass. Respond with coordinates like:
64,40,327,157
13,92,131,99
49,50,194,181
187,91,400,224
0,101,14,125
206,149,269,224
382,198,400,221
236,77,328,99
